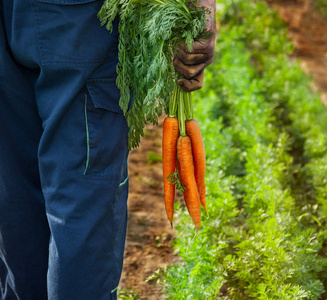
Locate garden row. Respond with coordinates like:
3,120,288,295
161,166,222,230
160,0,327,299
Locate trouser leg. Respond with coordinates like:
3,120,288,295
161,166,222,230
36,67,129,300
1,0,130,299
0,19,50,300
30,0,130,297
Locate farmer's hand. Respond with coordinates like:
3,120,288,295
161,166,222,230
173,0,217,92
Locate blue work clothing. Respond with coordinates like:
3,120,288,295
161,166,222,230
0,0,129,299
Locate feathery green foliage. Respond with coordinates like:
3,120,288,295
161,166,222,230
153,0,327,299
98,0,211,148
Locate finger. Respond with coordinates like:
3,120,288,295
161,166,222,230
179,40,208,54
179,38,215,54
175,48,209,65
175,39,215,72
173,56,205,79
177,71,204,92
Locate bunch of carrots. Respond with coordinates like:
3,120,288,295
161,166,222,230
98,0,212,228
162,84,208,229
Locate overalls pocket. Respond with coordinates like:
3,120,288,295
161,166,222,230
81,79,129,291
83,79,129,179
33,0,118,66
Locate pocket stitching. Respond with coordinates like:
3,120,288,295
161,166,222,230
82,91,128,179
83,95,90,175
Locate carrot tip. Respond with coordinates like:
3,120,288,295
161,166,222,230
170,222,173,229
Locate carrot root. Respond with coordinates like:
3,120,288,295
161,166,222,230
186,118,208,218
177,136,201,229
162,117,179,224
200,180,209,218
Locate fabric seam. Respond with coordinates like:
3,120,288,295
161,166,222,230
31,0,44,66
119,176,129,187
83,95,90,175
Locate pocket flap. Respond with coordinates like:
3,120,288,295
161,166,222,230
86,79,123,114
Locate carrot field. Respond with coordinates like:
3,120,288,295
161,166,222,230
146,0,327,299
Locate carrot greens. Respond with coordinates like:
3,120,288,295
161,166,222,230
98,0,211,148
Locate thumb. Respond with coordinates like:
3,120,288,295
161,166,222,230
177,71,204,92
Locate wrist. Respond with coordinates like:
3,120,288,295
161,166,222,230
197,0,216,34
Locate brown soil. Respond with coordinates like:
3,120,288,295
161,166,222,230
267,0,327,106
119,116,180,300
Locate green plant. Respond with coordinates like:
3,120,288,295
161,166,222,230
118,287,140,300
146,151,162,164
316,0,327,19
160,0,327,298
98,0,211,148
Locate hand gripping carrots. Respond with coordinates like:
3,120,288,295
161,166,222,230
162,85,207,229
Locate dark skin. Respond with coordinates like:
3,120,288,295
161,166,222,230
174,0,217,92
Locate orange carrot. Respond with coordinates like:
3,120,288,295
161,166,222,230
200,180,209,218
162,117,179,225
177,135,201,228
185,119,208,216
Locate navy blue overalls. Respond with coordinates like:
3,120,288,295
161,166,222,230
0,0,129,299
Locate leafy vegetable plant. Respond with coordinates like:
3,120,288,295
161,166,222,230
157,0,327,299
98,0,211,148
99,0,213,228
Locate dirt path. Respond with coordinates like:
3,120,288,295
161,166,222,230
119,116,180,299
267,0,327,106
